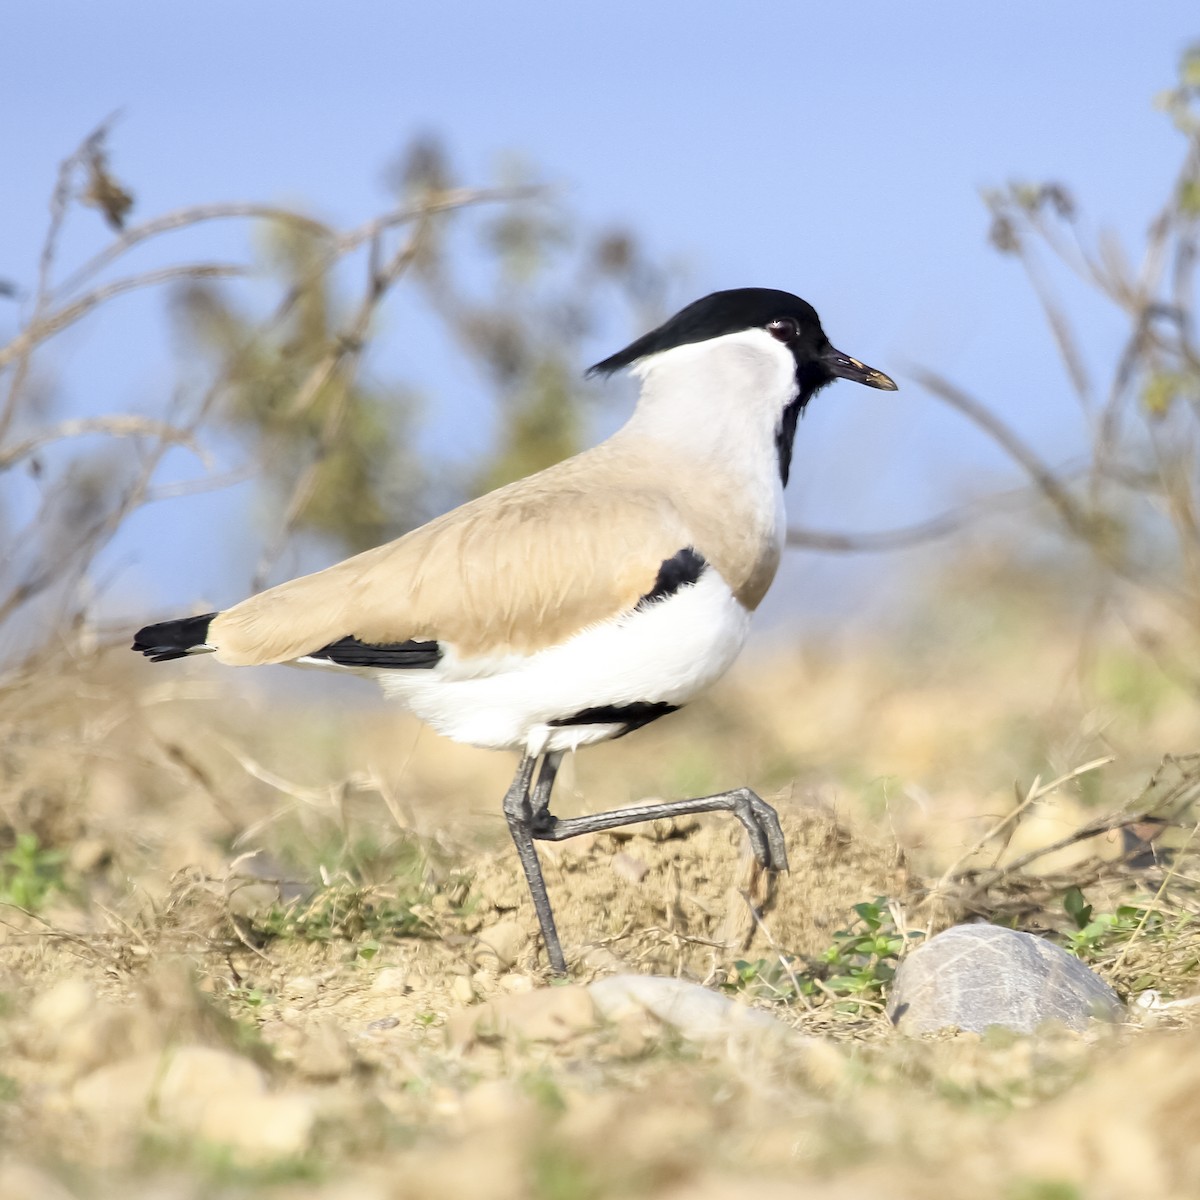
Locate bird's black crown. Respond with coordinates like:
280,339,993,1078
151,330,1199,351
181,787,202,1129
588,288,830,377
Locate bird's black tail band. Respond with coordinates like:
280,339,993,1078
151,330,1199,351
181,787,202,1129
131,612,217,662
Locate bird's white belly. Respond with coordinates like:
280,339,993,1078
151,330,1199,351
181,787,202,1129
375,569,752,753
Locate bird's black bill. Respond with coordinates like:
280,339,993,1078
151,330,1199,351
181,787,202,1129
823,347,898,391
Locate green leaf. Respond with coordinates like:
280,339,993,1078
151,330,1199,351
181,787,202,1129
1063,887,1093,929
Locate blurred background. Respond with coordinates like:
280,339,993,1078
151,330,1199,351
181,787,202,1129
3,0,1199,858
2,3,1195,625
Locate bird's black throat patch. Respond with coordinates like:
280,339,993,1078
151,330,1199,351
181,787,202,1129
775,360,836,486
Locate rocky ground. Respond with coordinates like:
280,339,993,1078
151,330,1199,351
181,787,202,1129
3,593,1200,1198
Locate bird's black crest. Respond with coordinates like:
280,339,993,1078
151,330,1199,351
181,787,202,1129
549,701,680,738
132,613,216,662
588,288,824,377
635,547,707,612
306,635,442,670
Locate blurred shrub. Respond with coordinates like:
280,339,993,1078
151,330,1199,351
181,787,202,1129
0,128,671,662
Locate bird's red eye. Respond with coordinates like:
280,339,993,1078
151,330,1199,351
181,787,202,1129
767,318,799,343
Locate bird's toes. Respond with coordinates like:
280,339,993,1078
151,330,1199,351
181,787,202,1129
748,797,790,873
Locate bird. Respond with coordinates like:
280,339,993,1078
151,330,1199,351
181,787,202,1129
133,288,897,974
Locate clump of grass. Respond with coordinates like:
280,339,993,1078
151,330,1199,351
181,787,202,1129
0,833,68,912
1055,883,1200,998
1059,887,1159,961
727,897,923,1013
255,882,435,947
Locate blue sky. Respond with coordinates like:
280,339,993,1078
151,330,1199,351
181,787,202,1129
3,3,1197,625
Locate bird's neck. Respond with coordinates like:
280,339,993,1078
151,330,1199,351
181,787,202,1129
620,339,798,487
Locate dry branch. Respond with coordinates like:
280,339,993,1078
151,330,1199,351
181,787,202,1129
0,415,204,472
0,264,245,371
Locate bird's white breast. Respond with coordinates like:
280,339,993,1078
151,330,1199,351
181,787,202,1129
373,568,752,753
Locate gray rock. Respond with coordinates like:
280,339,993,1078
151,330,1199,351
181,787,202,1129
887,923,1122,1035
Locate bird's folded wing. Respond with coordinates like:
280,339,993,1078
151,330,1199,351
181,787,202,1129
209,481,693,666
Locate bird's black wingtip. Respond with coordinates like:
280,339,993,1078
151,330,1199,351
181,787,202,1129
132,613,217,663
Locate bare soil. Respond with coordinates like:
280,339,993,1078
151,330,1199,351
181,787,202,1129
2,621,1199,1198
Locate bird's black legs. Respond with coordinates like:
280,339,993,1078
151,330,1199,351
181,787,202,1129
502,753,568,975
530,751,563,819
502,748,788,975
530,788,789,873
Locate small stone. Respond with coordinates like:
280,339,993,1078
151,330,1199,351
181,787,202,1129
366,1016,400,1031
588,975,786,1042
887,923,1123,1036
476,918,529,969
450,974,476,1006
499,973,535,994
611,851,650,884
371,967,410,994
447,985,598,1048
293,1018,355,1080
284,975,320,1002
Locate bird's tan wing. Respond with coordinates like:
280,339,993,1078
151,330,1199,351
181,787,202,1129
210,461,693,666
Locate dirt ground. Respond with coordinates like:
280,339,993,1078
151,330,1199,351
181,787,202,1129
3,596,1200,1199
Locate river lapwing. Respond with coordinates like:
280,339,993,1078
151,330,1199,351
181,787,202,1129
134,288,897,973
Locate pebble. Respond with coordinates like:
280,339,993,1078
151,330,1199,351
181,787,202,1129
588,975,786,1042
475,917,529,969
886,923,1123,1035
450,974,476,1006
284,975,320,1002
447,984,598,1048
499,973,535,994
371,967,410,994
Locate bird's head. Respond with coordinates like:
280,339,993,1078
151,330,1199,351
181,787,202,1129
589,288,896,484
